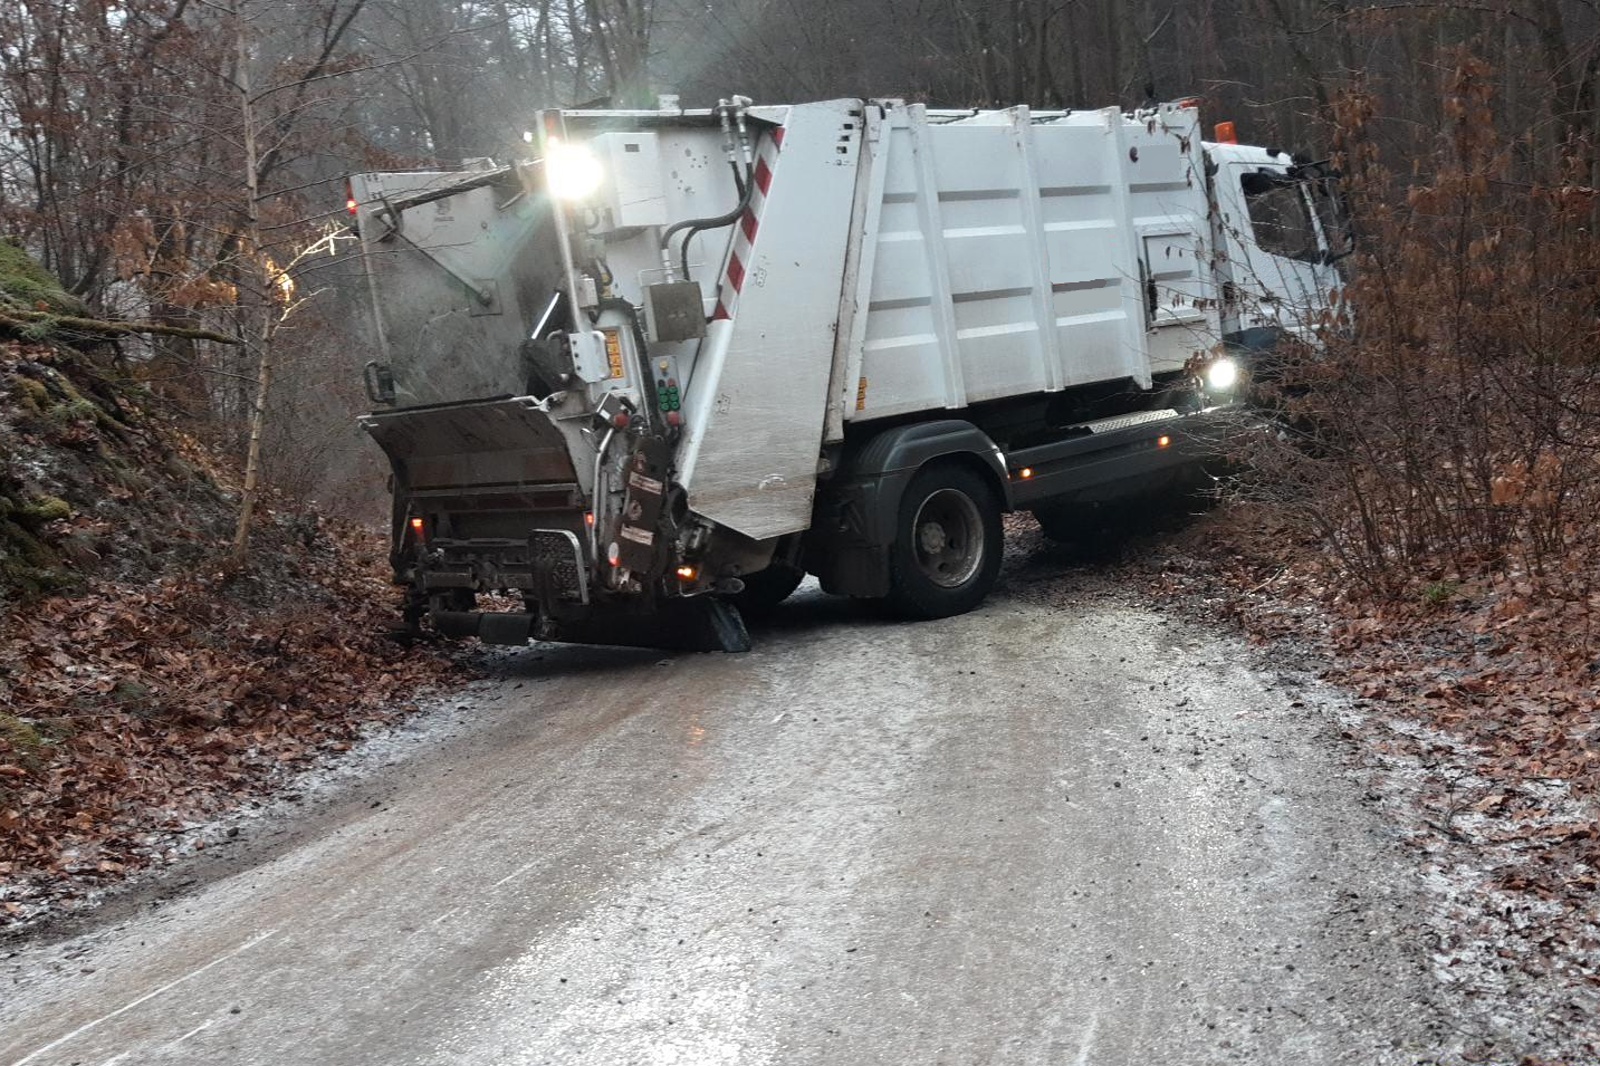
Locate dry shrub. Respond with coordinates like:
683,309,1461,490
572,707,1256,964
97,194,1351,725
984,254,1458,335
1248,56,1600,637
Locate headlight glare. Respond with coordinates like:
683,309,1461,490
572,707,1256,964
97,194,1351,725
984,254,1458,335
1206,356,1240,393
546,143,603,202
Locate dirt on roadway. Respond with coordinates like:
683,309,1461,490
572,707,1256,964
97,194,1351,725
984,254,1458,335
2,538,1461,1065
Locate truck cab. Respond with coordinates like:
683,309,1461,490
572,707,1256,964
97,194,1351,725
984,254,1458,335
1207,139,1352,348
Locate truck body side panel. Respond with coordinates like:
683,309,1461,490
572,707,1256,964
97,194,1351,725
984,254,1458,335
1117,110,1218,376
848,103,1218,423
673,100,863,541
825,103,891,444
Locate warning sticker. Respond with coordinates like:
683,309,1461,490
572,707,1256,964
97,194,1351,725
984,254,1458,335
620,525,654,546
628,471,663,496
603,330,625,379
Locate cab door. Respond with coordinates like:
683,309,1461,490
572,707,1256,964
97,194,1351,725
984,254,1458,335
1217,162,1341,341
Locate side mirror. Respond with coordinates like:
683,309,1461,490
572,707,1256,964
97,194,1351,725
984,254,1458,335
363,360,397,405
1322,231,1357,265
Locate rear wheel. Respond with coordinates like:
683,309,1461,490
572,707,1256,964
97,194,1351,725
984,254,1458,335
887,463,1003,619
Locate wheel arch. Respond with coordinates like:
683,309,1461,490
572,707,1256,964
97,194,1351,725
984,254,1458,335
840,419,1012,547
805,419,1011,599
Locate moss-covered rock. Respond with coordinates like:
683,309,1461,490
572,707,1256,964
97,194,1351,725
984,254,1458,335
0,242,85,317
17,495,71,527
0,712,45,755
11,376,50,413
106,458,152,497
0,514,74,601
45,397,100,427
0,712,69,774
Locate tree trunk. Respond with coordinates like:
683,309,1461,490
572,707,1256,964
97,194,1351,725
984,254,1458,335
231,0,271,569
1532,0,1596,173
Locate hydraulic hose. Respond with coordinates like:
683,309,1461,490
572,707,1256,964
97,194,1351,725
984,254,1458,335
667,174,755,284
660,99,755,283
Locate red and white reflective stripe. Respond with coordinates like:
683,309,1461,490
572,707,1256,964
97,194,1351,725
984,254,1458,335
713,128,783,322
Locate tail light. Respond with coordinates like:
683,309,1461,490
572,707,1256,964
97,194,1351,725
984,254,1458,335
345,179,360,235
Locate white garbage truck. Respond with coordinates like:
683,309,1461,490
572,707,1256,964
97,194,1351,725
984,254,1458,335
346,96,1347,651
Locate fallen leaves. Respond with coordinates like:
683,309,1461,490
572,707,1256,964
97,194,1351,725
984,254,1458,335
0,521,459,927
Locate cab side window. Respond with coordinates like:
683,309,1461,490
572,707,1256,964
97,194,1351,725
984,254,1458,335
1241,171,1319,263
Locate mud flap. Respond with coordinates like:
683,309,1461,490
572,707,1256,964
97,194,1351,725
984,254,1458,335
701,598,752,653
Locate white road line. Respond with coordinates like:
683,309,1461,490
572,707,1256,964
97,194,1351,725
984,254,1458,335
163,1019,214,1049
9,930,278,1066
92,1053,130,1066
492,861,536,889
1073,1009,1100,1066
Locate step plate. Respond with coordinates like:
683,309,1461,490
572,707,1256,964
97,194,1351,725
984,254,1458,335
1074,409,1181,435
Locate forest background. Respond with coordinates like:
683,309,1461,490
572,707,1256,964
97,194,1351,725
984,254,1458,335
1,0,1595,529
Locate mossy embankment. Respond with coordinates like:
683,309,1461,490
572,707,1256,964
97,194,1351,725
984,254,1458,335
1,336,227,606
0,247,456,928
0,239,86,319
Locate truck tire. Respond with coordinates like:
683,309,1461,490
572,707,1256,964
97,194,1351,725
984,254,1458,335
887,462,1003,619
730,564,804,615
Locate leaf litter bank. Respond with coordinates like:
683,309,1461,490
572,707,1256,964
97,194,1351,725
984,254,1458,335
0,336,459,930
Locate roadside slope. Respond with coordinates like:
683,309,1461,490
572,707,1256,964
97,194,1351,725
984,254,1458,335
1,315,456,927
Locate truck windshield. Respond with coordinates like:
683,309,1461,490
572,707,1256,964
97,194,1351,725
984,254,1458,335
1241,171,1319,264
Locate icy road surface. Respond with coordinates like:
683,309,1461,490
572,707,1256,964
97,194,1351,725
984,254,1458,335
2,558,1446,1065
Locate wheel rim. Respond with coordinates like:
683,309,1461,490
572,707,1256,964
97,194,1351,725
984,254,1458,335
912,488,985,588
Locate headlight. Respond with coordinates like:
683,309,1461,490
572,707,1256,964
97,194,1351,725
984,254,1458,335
546,143,603,201
1206,356,1240,393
